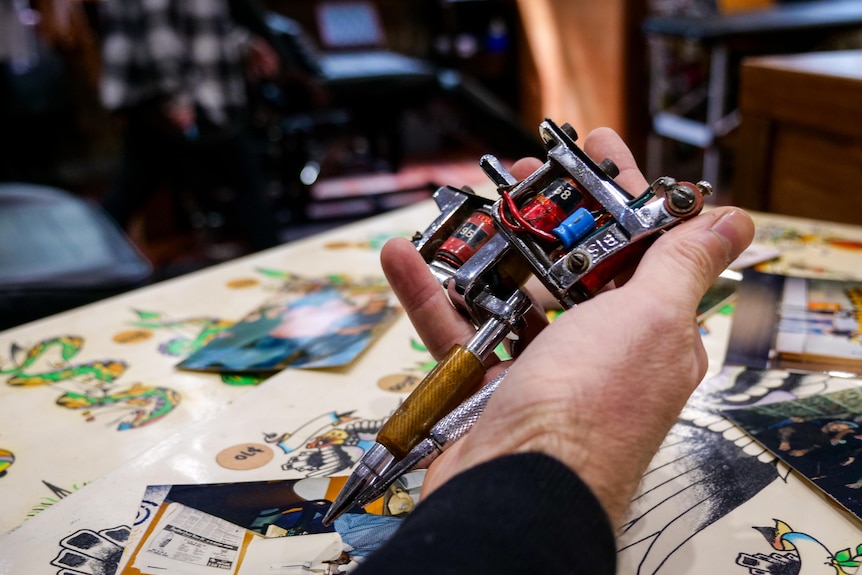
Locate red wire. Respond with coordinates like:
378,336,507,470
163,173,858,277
499,191,557,243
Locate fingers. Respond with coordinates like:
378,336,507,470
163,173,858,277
509,157,542,180
631,207,755,312
583,127,648,195
508,128,644,195
383,127,754,360
380,237,477,360
580,127,751,301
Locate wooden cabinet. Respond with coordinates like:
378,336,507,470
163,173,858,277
733,50,862,225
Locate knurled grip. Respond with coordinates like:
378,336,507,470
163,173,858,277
376,344,485,459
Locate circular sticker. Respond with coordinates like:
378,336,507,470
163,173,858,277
216,443,274,471
112,329,153,344
377,373,423,394
227,278,260,289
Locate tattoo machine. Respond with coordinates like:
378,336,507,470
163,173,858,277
323,118,711,524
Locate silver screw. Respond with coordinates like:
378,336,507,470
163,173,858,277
696,180,713,197
668,185,697,213
566,250,590,274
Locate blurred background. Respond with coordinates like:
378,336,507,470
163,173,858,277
2,0,861,328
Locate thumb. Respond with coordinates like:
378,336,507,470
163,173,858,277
630,207,755,310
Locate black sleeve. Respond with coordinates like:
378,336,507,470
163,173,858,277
354,452,617,574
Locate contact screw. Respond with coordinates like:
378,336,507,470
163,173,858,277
565,250,590,274
668,185,697,213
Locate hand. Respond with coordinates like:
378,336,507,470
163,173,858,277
380,127,755,527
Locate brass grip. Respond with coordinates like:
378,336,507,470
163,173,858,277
376,345,485,459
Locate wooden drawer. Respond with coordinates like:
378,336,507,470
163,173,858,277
733,50,862,224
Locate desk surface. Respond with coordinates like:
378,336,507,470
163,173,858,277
2,198,862,574
643,0,862,40
744,48,862,80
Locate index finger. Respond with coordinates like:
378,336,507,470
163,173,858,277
583,127,649,195
381,237,478,360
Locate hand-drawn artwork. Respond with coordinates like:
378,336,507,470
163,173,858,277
0,448,13,477
1,336,124,386
119,477,414,575
725,272,862,374
125,310,235,358
134,493,168,527
47,494,159,575
57,383,182,430
50,525,131,575
120,311,267,386
122,306,253,366
129,272,394,376
179,286,399,373
122,272,325,362
753,221,862,280
735,519,862,574
617,366,856,574
725,387,862,521
1,336,181,430
28,480,83,520
174,270,400,374
264,412,386,478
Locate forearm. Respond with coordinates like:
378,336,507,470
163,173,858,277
354,453,616,574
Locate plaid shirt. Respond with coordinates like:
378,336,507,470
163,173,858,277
100,0,249,125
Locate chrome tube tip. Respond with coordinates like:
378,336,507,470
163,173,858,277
322,443,395,526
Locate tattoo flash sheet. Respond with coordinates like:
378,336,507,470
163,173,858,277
5,204,862,573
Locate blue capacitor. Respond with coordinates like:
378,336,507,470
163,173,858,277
552,207,596,248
